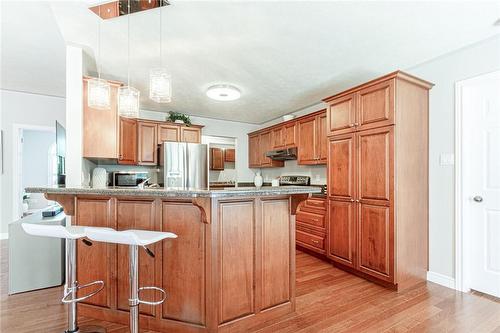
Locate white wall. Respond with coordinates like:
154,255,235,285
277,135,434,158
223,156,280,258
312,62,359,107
140,110,260,181
0,89,65,235
406,35,500,279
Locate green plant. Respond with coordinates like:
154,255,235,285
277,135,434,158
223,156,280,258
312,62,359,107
168,112,191,126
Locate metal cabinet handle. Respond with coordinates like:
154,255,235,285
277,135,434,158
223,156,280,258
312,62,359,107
350,199,355,202
473,196,483,203
355,199,360,203
311,240,319,244
354,122,359,126
349,123,355,127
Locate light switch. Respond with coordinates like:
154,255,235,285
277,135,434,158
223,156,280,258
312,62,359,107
440,153,455,166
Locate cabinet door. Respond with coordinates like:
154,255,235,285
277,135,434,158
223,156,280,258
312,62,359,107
116,200,157,316
210,148,224,170
259,131,273,167
357,80,394,131
137,121,157,165
327,93,356,135
284,122,297,148
328,199,356,268
328,134,355,200
357,126,393,204
297,116,317,165
317,113,328,164
271,126,285,149
224,148,235,162
180,127,201,143
119,117,137,165
357,203,394,282
248,134,260,168
83,79,119,159
158,124,180,142
76,198,114,309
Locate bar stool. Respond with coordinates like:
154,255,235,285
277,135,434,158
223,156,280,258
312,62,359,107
85,227,177,333
21,223,105,333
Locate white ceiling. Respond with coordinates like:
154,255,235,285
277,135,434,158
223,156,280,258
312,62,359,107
2,1,500,123
1,1,66,97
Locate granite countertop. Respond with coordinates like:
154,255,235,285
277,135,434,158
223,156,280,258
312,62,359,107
25,185,322,198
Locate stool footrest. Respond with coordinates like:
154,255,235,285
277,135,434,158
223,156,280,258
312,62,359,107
132,286,166,306
62,280,105,304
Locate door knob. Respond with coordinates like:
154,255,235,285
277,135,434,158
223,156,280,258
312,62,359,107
473,196,483,203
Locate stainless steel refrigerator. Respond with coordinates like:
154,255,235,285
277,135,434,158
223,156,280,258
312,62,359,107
159,142,208,189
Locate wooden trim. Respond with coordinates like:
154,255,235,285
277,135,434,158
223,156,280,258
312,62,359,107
322,70,434,102
248,109,326,136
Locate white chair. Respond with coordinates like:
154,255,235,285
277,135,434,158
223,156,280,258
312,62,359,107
22,223,105,333
85,227,177,333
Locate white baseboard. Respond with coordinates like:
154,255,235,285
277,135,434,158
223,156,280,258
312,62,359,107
0,233,9,240
427,271,455,289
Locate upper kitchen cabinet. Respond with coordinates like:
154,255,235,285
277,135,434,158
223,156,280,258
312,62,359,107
119,117,137,165
210,148,225,170
224,148,235,162
180,126,202,143
247,131,284,168
271,126,285,150
297,109,327,165
283,122,297,148
137,121,157,166
82,77,122,159
324,75,396,135
158,124,180,142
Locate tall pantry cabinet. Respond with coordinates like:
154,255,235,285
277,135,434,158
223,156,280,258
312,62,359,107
324,71,433,290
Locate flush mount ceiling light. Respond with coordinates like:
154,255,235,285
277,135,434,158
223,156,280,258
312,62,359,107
206,85,241,101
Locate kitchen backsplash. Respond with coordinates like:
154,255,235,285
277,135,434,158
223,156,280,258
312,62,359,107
260,160,327,185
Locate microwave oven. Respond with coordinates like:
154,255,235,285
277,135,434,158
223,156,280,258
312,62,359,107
112,171,149,187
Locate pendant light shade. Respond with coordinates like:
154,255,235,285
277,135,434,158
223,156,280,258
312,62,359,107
88,78,110,109
118,86,140,118
150,68,172,103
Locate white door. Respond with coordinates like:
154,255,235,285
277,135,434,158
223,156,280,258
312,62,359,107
462,70,500,298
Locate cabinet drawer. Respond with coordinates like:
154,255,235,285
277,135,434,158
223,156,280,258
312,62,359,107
304,198,326,211
296,211,325,228
296,230,324,251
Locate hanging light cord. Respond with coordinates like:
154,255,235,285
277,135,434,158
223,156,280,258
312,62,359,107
127,0,130,87
159,3,163,68
97,6,101,79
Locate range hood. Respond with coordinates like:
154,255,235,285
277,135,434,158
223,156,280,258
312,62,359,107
266,147,297,160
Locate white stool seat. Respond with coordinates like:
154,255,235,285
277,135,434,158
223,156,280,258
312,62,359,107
85,227,177,246
22,223,86,240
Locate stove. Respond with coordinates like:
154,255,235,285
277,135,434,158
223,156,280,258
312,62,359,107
279,176,327,195
279,176,311,186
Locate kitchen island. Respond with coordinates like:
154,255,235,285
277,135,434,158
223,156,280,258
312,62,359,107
26,186,321,333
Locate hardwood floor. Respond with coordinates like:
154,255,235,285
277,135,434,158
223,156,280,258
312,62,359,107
1,240,499,332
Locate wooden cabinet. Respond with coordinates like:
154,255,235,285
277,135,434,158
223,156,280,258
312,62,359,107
296,197,327,255
210,148,224,170
248,132,284,168
248,134,261,168
325,79,395,136
324,71,433,290
181,126,201,143
297,110,327,165
271,126,285,149
116,199,157,316
75,198,115,309
82,78,121,159
119,117,137,165
158,124,180,142
284,122,297,148
224,148,235,162
137,121,158,165
90,1,120,19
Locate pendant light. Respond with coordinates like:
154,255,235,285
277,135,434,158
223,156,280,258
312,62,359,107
149,4,172,103
88,6,110,110
118,0,140,118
